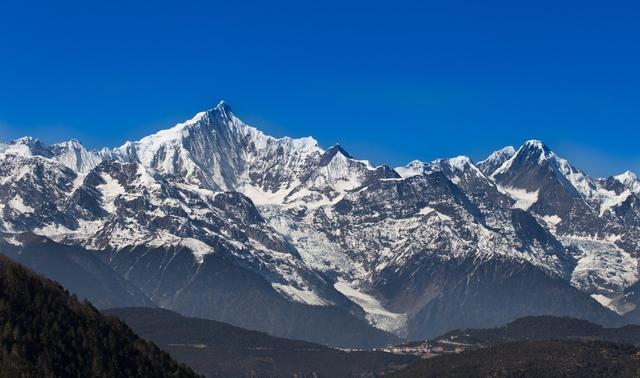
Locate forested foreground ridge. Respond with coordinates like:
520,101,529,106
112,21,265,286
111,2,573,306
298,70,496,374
0,255,199,378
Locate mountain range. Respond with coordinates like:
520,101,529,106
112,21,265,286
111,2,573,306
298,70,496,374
1,101,640,346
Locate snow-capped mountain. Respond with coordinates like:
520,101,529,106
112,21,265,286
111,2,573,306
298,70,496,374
614,171,640,194
1,101,638,345
488,140,640,307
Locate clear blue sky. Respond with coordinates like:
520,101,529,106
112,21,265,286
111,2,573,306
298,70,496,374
1,0,639,176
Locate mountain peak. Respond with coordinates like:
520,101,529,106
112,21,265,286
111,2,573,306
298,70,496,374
487,141,554,178
2,136,47,157
614,171,639,193
52,139,85,149
522,139,551,152
329,144,353,158
395,160,426,178
48,139,103,172
516,139,555,164
319,144,353,166
11,136,42,146
501,145,517,154
482,146,516,162
421,156,481,177
170,101,234,129
212,100,234,117
615,170,638,183
447,155,474,170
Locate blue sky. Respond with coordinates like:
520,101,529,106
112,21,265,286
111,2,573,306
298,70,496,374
1,0,639,176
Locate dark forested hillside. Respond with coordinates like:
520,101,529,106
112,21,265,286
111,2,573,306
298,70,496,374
390,340,640,378
0,255,198,378
105,307,415,378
